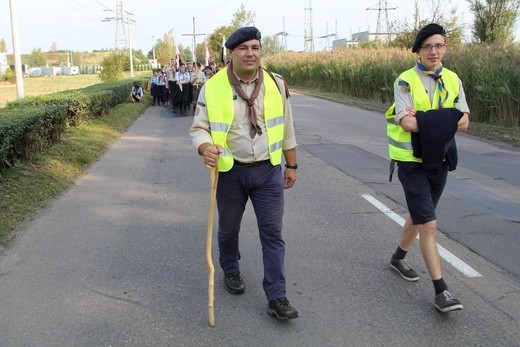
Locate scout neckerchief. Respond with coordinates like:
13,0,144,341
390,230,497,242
227,61,263,138
417,60,449,109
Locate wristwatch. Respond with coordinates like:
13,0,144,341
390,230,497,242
284,163,298,170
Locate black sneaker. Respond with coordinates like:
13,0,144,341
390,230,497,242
390,258,419,282
434,290,463,312
267,297,298,320
224,272,245,294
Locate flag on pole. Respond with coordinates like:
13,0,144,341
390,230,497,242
205,46,211,66
175,43,181,70
221,36,227,64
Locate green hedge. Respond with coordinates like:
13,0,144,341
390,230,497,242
0,105,68,168
0,79,140,170
6,80,135,126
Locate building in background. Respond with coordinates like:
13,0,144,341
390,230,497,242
62,66,79,75
0,52,8,76
332,31,397,49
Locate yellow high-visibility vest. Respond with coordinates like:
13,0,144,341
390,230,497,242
205,67,285,172
385,67,460,162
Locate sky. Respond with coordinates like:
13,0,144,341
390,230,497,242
1,0,519,56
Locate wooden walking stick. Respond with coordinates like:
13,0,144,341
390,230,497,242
206,164,218,327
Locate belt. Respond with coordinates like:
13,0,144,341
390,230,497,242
234,159,270,167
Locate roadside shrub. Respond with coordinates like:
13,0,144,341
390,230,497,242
100,52,126,82
2,66,15,83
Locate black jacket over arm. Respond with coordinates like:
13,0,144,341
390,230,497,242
411,108,463,173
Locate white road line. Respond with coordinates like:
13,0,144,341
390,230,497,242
361,193,482,278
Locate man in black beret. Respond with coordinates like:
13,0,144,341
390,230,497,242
224,26,262,50
384,23,470,313
190,26,299,320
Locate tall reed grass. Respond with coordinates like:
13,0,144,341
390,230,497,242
265,43,520,127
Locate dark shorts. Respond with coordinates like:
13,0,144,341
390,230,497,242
397,161,448,225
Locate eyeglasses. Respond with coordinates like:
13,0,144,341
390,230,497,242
421,43,446,52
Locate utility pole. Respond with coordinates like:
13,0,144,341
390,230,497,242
366,1,397,40
304,0,314,52
182,17,205,63
125,11,134,77
111,0,127,50
319,23,336,51
9,0,24,99
276,16,289,51
102,1,135,77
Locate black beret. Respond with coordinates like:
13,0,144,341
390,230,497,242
225,26,262,49
412,23,446,53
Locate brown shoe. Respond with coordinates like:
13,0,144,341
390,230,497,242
224,272,245,294
267,297,298,320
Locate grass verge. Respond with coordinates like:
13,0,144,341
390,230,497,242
0,95,151,246
292,86,520,149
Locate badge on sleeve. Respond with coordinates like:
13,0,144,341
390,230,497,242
398,80,410,93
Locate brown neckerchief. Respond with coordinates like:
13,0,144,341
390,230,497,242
226,61,263,138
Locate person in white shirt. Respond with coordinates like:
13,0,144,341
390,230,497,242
130,84,143,102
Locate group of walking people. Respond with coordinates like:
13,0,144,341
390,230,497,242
149,60,217,116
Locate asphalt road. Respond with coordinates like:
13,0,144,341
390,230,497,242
0,94,518,346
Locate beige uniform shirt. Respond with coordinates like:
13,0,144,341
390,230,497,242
394,65,470,124
191,70,206,88
167,68,176,82
189,70,297,163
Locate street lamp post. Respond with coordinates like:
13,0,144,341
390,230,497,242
152,35,156,67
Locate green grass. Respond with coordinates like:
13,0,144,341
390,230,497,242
0,94,151,245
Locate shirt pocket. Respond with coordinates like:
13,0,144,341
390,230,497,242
231,95,245,128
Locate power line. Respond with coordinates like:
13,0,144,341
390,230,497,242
94,0,111,11
59,0,104,20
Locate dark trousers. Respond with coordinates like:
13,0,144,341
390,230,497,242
216,162,286,301
168,80,177,106
151,84,158,104
157,85,166,104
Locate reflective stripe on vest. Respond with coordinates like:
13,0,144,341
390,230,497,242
205,67,284,172
385,67,460,162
